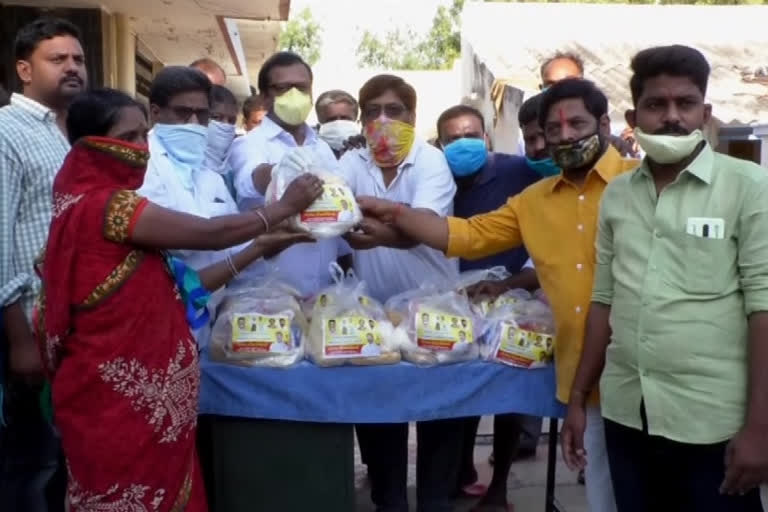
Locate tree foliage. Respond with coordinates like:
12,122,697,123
356,0,465,70
278,7,323,66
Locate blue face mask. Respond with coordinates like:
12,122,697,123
443,137,488,177
526,157,561,177
153,123,208,188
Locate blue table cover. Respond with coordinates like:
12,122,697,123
200,351,566,423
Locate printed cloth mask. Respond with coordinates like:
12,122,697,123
364,118,415,168
274,87,313,126
319,120,360,151
634,127,704,164
526,157,561,177
153,123,208,189
205,120,236,174
443,137,488,177
551,133,601,170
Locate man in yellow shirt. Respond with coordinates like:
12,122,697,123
358,78,637,512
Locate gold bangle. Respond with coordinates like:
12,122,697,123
255,208,270,232
225,255,240,277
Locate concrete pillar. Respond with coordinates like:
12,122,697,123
115,13,135,97
101,12,118,88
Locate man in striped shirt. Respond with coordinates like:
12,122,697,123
0,17,87,512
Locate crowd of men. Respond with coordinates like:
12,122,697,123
1,14,767,512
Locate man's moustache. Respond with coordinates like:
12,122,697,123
654,125,689,135
60,76,83,85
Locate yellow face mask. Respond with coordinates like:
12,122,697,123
364,118,415,168
274,87,313,126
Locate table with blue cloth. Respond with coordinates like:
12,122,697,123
198,351,567,512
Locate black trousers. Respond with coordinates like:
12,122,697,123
357,419,465,512
0,379,66,512
604,416,762,512
458,413,524,488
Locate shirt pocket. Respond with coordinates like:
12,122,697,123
665,232,735,294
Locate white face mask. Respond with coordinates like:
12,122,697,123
634,127,704,164
319,120,360,151
204,120,236,174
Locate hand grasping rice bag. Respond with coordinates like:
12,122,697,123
266,164,362,239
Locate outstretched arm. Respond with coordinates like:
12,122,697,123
129,173,323,251
196,230,314,291
356,195,523,260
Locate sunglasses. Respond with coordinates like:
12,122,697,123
168,105,210,125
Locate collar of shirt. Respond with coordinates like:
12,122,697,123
549,144,624,193
10,93,56,123
632,143,714,185
259,115,319,146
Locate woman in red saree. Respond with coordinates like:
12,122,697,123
37,89,322,511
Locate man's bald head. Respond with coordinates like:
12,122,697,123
190,58,226,86
540,52,584,90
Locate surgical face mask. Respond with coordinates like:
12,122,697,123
205,120,236,174
443,137,488,177
550,133,602,170
319,120,360,151
153,123,208,188
633,127,704,164
273,87,313,126
526,157,561,177
364,118,415,168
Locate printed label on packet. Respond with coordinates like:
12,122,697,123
323,315,383,358
415,307,474,352
301,184,356,224
231,312,294,354
315,294,372,310
494,322,553,368
477,295,522,316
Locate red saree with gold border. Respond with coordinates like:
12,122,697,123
37,137,206,511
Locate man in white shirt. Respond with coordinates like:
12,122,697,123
361,333,381,357
228,52,351,298
340,74,460,512
0,18,88,511
270,332,289,353
137,67,246,349
315,89,361,159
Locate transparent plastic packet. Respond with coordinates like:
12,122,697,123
265,164,362,239
210,273,307,368
480,299,555,369
475,288,532,317
454,266,510,292
452,266,529,316
307,264,401,367
385,287,482,366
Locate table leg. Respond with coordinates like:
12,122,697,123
545,417,563,512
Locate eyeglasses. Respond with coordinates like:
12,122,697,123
269,82,311,95
361,103,408,121
168,105,210,125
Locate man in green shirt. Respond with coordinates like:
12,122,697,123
562,45,768,511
